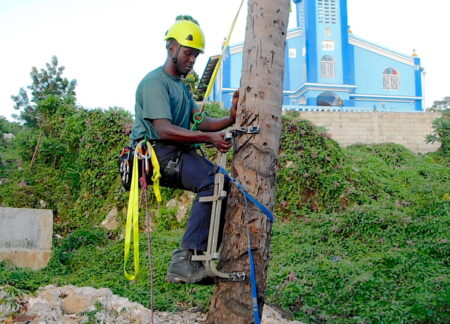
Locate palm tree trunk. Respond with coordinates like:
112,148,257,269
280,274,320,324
206,0,290,322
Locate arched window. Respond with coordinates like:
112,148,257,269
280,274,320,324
383,68,400,90
320,55,335,79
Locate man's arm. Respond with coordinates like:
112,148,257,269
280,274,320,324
196,90,239,132
152,119,232,153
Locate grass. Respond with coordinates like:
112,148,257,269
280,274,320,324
1,115,449,322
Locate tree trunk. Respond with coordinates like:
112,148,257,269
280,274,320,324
207,0,290,323
30,131,44,170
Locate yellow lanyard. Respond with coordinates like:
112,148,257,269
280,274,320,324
124,142,161,280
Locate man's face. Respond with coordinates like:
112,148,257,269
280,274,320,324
175,46,200,75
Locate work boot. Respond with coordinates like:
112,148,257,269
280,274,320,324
165,249,209,284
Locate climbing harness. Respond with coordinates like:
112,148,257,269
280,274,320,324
191,0,245,131
123,140,162,281
191,125,274,324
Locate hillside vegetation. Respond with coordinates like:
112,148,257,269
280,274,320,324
0,59,449,323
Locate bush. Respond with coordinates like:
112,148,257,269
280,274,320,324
426,109,450,156
276,118,350,216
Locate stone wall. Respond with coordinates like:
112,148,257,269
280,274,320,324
0,207,53,270
296,111,441,153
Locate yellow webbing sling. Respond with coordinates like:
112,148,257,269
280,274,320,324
124,142,161,280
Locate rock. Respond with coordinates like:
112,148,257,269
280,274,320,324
262,304,305,324
176,204,188,222
101,207,119,231
24,285,152,323
166,199,178,208
166,193,195,222
2,284,305,323
60,286,112,314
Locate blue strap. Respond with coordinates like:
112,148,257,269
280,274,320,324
217,165,275,324
241,188,261,324
217,166,274,222
248,242,261,323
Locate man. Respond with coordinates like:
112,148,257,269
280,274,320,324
130,17,239,284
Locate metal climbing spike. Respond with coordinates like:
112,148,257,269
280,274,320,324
191,125,260,282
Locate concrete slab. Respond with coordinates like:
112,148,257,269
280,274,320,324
0,207,53,270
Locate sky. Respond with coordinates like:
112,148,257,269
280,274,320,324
0,0,448,122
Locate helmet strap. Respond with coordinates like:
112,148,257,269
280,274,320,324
172,44,181,64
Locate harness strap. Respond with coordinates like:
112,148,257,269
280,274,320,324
149,144,162,202
217,166,274,222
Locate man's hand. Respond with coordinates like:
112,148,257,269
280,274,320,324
230,90,239,123
208,131,232,153
153,119,231,152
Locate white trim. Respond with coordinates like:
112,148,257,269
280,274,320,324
349,37,414,66
287,29,302,39
351,93,423,100
230,45,243,55
352,98,414,103
285,82,356,95
221,88,422,102
304,82,357,89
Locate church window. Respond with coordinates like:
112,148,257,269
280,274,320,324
299,2,305,30
318,0,337,24
383,68,400,90
321,55,335,79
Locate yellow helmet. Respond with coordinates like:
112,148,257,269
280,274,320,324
165,20,205,53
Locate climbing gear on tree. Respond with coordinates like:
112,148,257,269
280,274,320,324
191,125,273,275
217,164,274,324
191,125,274,324
165,19,205,53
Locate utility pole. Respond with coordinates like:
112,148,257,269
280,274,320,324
207,0,290,322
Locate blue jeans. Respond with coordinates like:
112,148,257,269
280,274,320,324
154,144,227,251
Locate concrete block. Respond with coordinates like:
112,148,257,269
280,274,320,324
0,207,53,270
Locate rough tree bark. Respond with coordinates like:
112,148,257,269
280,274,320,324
207,0,290,323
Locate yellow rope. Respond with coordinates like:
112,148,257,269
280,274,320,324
199,0,245,112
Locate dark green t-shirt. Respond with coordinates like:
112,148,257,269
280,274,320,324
130,66,198,140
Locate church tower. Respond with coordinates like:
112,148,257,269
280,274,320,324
293,0,354,105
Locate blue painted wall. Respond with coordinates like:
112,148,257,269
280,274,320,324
353,45,416,97
285,29,305,91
